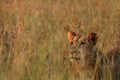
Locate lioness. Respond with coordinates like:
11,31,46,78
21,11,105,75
67,31,120,80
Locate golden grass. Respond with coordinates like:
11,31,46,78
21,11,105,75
0,0,120,80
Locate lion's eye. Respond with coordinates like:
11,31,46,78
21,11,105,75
81,42,85,45
70,42,73,45
80,39,86,45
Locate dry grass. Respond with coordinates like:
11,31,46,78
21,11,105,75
0,0,120,80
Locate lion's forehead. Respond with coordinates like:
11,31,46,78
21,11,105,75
71,36,86,48
78,36,86,42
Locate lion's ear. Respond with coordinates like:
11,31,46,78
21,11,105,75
68,31,76,44
87,33,98,45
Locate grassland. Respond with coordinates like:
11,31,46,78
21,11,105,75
0,0,120,80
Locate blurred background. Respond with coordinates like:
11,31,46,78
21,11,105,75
0,0,120,80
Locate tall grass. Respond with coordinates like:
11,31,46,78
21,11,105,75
0,0,120,80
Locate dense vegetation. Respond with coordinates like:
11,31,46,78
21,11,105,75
0,0,120,80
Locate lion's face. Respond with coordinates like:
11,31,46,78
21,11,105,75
68,31,98,69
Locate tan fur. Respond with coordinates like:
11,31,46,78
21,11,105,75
67,31,120,80
67,31,99,80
